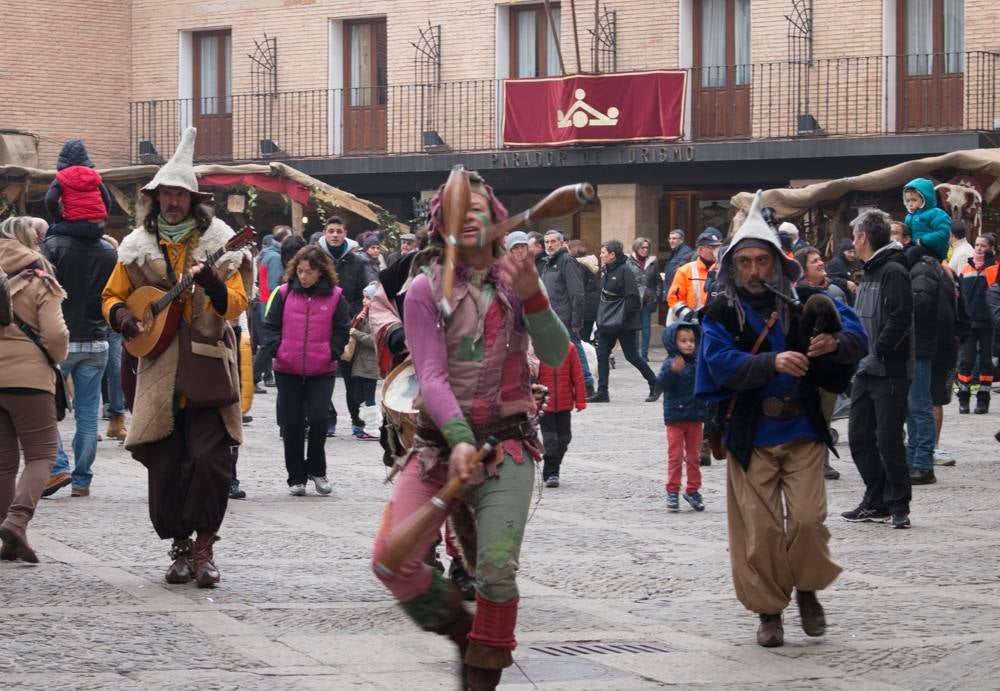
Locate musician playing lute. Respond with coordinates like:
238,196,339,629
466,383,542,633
101,127,252,588
371,170,569,691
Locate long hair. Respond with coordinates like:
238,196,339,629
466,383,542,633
284,245,338,286
140,194,215,234
0,217,54,273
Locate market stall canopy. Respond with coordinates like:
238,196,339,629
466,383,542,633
0,160,384,223
730,148,1000,219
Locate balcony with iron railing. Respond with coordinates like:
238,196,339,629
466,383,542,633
129,51,1000,164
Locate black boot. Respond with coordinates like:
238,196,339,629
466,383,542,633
957,385,971,414
975,389,991,415
587,389,609,403
645,383,662,403
427,585,473,688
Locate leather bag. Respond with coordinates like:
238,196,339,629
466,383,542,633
174,321,240,408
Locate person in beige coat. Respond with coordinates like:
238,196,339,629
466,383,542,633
0,217,70,562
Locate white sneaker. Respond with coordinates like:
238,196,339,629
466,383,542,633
933,448,956,467
310,475,333,495
289,484,306,496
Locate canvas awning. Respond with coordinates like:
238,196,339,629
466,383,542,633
731,148,1000,218
0,160,385,224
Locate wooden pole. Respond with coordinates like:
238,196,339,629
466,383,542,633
570,0,582,74
291,199,305,235
542,0,566,76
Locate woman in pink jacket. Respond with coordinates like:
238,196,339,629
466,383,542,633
261,245,352,497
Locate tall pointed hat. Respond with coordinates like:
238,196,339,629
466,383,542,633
718,189,802,285
141,127,213,203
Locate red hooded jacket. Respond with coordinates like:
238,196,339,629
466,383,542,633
56,166,107,221
537,342,587,413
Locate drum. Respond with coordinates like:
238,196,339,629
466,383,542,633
381,361,420,450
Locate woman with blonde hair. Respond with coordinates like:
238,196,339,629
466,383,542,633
0,216,70,561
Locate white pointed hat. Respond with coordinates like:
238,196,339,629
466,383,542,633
719,190,802,283
141,127,213,202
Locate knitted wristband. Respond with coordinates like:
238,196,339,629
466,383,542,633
521,290,549,314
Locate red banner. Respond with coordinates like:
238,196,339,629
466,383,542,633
198,173,312,205
502,70,687,147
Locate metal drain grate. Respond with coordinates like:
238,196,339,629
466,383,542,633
528,641,670,657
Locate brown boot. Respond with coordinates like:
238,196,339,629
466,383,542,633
165,538,193,584
192,533,221,588
756,612,784,647
0,523,39,563
106,414,128,441
795,590,827,637
464,642,511,691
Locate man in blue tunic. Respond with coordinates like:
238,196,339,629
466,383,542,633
696,193,868,648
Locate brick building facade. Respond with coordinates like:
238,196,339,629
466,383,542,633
4,1,998,252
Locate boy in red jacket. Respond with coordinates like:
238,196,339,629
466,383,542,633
537,341,587,488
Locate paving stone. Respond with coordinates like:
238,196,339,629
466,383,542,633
3,350,999,688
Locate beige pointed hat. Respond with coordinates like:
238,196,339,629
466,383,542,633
141,127,213,202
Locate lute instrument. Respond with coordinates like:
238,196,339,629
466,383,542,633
124,226,256,358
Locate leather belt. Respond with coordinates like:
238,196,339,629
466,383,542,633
761,397,804,419
416,413,536,448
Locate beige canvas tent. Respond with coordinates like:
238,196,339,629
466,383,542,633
0,160,394,236
729,148,1000,253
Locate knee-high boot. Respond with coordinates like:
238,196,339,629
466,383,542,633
399,572,472,689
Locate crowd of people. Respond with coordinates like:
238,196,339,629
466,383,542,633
3,128,1000,689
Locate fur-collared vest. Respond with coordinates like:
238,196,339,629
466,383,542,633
117,217,252,450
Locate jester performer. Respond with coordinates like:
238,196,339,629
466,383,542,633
695,192,867,648
371,170,569,690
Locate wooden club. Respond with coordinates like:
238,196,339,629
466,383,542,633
439,165,470,318
375,437,498,577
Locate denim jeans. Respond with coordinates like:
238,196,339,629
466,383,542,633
906,358,935,471
52,349,109,488
638,307,653,360
569,330,594,389
103,332,126,416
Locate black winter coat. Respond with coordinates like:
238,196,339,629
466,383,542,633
41,222,117,342
909,255,942,359
662,244,694,297
319,238,369,317
538,248,585,329
855,245,913,379
597,255,641,333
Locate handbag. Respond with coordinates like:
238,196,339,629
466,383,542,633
12,312,67,421
174,321,240,408
596,289,627,333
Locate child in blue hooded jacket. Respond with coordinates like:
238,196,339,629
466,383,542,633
902,178,951,261
656,321,708,512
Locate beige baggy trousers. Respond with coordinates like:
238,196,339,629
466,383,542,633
726,439,842,615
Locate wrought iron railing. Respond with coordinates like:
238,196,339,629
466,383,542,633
128,51,999,164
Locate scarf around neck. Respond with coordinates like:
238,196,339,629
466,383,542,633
157,215,197,244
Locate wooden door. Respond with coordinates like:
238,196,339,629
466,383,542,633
344,20,388,154
693,0,751,139
897,0,964,131
193,31,232,160
658,193,696,322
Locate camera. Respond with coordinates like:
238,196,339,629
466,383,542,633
672,303,698,324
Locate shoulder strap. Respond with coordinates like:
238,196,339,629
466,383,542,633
12,310,57,367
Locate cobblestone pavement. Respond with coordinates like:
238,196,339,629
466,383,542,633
4,346,1000,690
